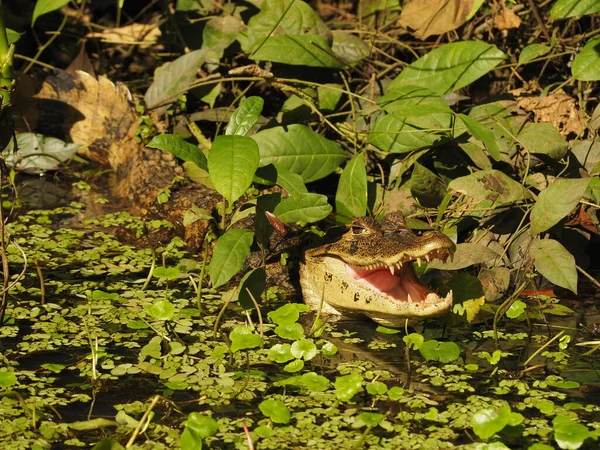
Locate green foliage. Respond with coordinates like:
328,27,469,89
147,134,208,171
208,229,254,288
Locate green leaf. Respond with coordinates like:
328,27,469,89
410,162,446,207
284,359,305,372
32,0,70,26
366,381,388,396
202,15,243,66
518,44,551,65
230,325,263,352
226,97,264,136
250,35,343,68
268,343,295,363
208,135,260,205
518,123,568,159
506,299,527,318
551,0,600,18
183,207,213,227
273,193,332,223
301,372,330,392
236,267,266,310
147,135,208,171
458,114,500,160
572,36,600,81
267,303,309,325
144,49,206,109
370,114,444,153
274,323,305,340
472,405,513,440
3,133,81,173
259,399,291,424
0,370,17,387
290,339,318,361
152,267,181,279
418,340,461,363
41,363,65,373
185,413,219,439
208,229,254,288
336,154,367,218
531,238,578,294
358,412,384,428
334,373,364,401
530,178,590,234
388,41,506,94
252,124,347,182
148,299,175,320
331,31,370,66
7,29,22,45
448,170,530,207
553,415,591,449
276,168,308,195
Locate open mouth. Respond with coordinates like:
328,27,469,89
343,249,452,305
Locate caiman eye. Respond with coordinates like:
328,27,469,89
351,226,369,234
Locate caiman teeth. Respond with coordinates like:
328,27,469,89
416,257,422,267
407,293,413,303
389,265,395,275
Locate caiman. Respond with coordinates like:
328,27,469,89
300,212,455,327
13,70,456,325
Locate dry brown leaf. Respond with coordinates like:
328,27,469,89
398,0,474,39
514,89,583,137
86,23,161,47
495,6,521,30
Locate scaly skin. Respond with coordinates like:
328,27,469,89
300,211,455,327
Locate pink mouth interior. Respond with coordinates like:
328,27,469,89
345,264,434,302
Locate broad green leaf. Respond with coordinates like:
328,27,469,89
3,133,81,173
331,31,370,66
240,0,341,68
357,412,384,428
202,15,243,66
208,229,254,288
183,206,213,227
530,178,590,234
410,162,446,207
252,124,347,182
518,44,551,65
7,29,21,45
448,170,530,206
428,243,500,270
458,114,500,160
459,142,492,170
518,123,568,159
419,340,461,363
275,323,305,340
334,373,364,401
208,135,260,204
268,343,295,363
237,267,266,310
276,168,308,195
259,400,291,424
553,415,591,449
230,325,263,352
290,339,318,361
388,41,506,94
226,97,264,136
144,49,206,109
267,303,309,325
531,239,578,294
148,134,208,171
301,372,330,392
336,154,367,218
148,299,175,320
0,370,17,387
506,299,527,318
571,139,600,174
185,413,219,440
551,0,600,18
32,0,70,26
152,267,181,279
273,193,332,223
377,85,453,116
369,114,445,153
572,36,600,81
469,101,526,157
472,405,514,440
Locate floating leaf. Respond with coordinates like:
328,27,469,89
253,124,347,182
388,41,506,94
148,299,175,320
518,123,568,160
267,303,309,325
301,372,330,392
334,373,364,401
208,135,260,205
144,49,206,109
32,0,70,26
147,134,208,171
273,193,332,223
0,371,17,388
530,178,590,234
572,35,600,81
208,229,254,288
506,299,527,318
259,399,291,424
184,413,219,440
472,405,523,440
553,415,591,449
230,325,263,352
357,412,385,428
418,340,461,363
290,339,318,361
226,96,264,136
551,0,600,18
268,343,295,363
336,154,367,218
531,238,578,294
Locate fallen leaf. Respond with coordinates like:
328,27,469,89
398,0,474,40
514,89,583,137
495,6,521,30
86,22,161,47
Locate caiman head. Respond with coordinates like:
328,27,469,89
299,211,455,327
